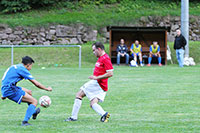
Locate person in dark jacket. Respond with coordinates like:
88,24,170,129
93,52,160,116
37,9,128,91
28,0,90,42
174,29,187,67
116,39,129,65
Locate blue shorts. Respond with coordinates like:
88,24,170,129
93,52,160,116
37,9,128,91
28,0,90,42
152,54,157,57
131,53,139,57
2,86,25,104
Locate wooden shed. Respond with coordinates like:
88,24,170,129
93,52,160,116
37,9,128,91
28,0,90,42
107,26,171,65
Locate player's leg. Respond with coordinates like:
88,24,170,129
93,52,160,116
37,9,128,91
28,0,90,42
179,49,184,67
176,49,180,65
21,92,38,126
65,90,86,121
90,97,110,122
71,90,85,119
117,53,121,65
90,98,110,122
134,53,137,63
157,53,162,66
90,98,106,116
5,86,37,126
148,53,153,66
125,53,129,65
22,87,32,96
22,87,40,120
138,53,143,66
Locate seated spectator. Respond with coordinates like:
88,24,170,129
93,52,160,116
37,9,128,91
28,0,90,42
130,40,143,66
116,39,129,65
147,41,162,66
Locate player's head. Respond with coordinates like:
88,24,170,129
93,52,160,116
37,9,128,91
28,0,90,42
92,42,105,57
120,39,125,45
153,41,158,46
22,56,34,71
135,40,139,45
176,29,181,36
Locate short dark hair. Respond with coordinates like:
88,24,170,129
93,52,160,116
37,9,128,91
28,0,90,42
92,42,105,50
22,56,34,65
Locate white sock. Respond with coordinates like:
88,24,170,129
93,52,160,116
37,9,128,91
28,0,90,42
71,98,82,119
92,103,106,116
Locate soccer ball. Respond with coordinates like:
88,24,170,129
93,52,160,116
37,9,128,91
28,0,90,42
130,60,138,67
39,96,51,108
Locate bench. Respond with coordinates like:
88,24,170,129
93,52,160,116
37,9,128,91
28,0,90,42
111,47,166,64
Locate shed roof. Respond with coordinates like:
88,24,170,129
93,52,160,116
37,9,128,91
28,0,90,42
107,26,171,32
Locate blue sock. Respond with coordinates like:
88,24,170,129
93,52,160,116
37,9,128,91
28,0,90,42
140,61,142,64
148,57,152,64
24,104,36,122
158,57,161,64
27,103,37,114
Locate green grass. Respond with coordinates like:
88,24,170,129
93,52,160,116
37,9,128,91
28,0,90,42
0,42,105,67
0,0,200,27
0,65,200,132
0,41,199,68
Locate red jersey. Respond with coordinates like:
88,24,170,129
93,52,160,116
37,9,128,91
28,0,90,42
93,53,113,91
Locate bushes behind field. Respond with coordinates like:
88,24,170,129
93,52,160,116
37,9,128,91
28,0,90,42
0,0,119,13
1,0,199,13
0,0,59,13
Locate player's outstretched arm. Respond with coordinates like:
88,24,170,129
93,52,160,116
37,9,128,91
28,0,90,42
29,79,52,91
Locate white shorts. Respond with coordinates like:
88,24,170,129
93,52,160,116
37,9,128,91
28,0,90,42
80,80,106,102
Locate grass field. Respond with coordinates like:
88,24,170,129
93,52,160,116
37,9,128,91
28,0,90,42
0,41,199,67
0,43,99,67
0,65,200,132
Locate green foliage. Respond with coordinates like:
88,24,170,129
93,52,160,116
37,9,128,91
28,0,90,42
116,0,180,16
0,0,200,27
0,0,61,13
0,0,31,13
78,0,118,5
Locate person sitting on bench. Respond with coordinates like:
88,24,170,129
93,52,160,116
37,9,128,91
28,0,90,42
116,39,129,65
130,40,143,66
147,41,162,66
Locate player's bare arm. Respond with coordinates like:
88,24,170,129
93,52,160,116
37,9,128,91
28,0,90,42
29,79,52,91
89,71,113,80
130,49,134,54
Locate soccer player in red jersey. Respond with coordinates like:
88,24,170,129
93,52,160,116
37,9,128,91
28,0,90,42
65,42,113,122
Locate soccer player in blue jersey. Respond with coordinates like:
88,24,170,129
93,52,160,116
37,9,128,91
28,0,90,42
1,56,52,126
147,41,162,66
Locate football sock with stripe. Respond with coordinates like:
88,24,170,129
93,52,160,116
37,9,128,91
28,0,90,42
71,98,82,119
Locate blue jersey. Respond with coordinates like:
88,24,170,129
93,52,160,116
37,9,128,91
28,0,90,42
1,64,34,97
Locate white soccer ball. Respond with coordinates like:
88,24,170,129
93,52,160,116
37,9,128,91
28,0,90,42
130,60,138,67
39,96,51,108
